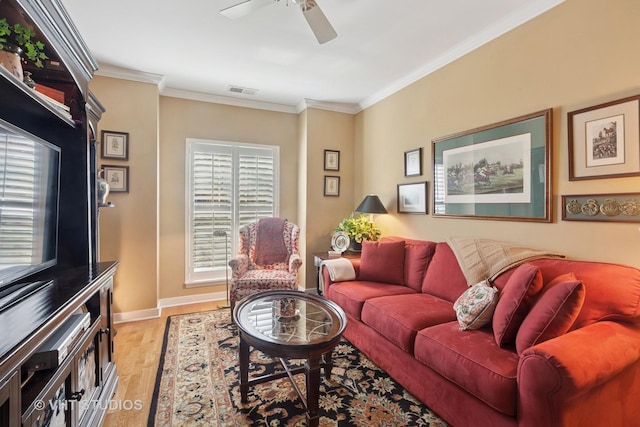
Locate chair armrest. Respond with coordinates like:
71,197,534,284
289,253,302,272
518,321,640,426
229,254,249,278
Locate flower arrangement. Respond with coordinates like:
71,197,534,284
0,18,48,67
334,213,381,244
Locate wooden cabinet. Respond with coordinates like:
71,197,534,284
0,0,118,425
0,264,119,427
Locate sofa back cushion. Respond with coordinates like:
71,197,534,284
382,237,437,291
422,242,468,302
359,240,406,285
529,258,640,328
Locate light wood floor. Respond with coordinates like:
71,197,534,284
101,300,225,426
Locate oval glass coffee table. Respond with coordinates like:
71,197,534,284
233,290,347,427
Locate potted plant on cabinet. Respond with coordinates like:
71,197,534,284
0,18,48,81
334,212,381,252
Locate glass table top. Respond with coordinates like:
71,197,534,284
234,291,346,346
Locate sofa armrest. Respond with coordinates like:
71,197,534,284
322,259,361,293
229,254,249,278
289,253,302,273
518,321,640,426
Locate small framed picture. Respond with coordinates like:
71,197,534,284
102,165,129,193
404,147,423,177
397,181,427,214
324,150,340,171
101,130,129,160
568,95,640,180
324,175,340,197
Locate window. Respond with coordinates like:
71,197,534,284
185,139,279,285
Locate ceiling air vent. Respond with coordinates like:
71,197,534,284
228,85,258,96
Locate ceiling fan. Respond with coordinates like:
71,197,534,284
220,0,337,44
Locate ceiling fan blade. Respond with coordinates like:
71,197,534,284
301,1,337,44
220,0,273,19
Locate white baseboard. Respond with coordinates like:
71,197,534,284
113,308,161,324
112,291,227,323
158,291,226,309
112,288,319,323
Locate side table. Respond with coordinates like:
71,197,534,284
313,252,360,295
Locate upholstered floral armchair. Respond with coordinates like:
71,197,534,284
229,218,302,308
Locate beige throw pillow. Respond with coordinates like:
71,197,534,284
453,280,499,330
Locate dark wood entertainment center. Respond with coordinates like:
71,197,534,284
0,0,118,426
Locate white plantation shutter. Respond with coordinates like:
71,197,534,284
185,140,279,285
0,132,42,266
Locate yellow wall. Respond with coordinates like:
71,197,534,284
157,97,301,299
303,109,356,287
356,0,640,269
92,0,640,316
91,77,160,313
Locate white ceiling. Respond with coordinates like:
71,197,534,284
60,0,564,113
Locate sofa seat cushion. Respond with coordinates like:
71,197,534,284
327,281,416,320
414,322,520,416
361,294,457,353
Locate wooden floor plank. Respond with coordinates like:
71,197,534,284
102,300,225,426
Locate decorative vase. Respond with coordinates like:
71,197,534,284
349,240,362,253
0,44,24,81
23,71,36,88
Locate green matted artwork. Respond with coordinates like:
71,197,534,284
432,109,552,222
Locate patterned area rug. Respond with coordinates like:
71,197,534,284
148,309,448,426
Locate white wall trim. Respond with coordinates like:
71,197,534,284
112,291,227,323
113,307,161,324
299,99,360,115
358,0,565,111
95,63,165,89
161,87,299,114
158,291,226,309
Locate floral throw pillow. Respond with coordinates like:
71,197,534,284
453,280,500,330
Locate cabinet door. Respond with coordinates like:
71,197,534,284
74,334,100,427
22,363,73,427
98,277,115,381
0,371,20,427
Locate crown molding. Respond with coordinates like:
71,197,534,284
299,99,360,115
160,87,299,113
358,0,565,111
95,63,165,90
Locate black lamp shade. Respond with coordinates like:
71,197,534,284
355,195,387,214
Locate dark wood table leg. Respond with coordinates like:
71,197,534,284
305,354,322,427
323,350,334,379
239,334,250,403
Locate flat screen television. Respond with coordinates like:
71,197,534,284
0,118,60,297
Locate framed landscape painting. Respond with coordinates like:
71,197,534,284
432,109,552,222
397,182,427,214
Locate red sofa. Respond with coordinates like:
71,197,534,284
322,237,640,427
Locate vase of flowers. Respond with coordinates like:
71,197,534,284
0,18,48,81
334,213,381,252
